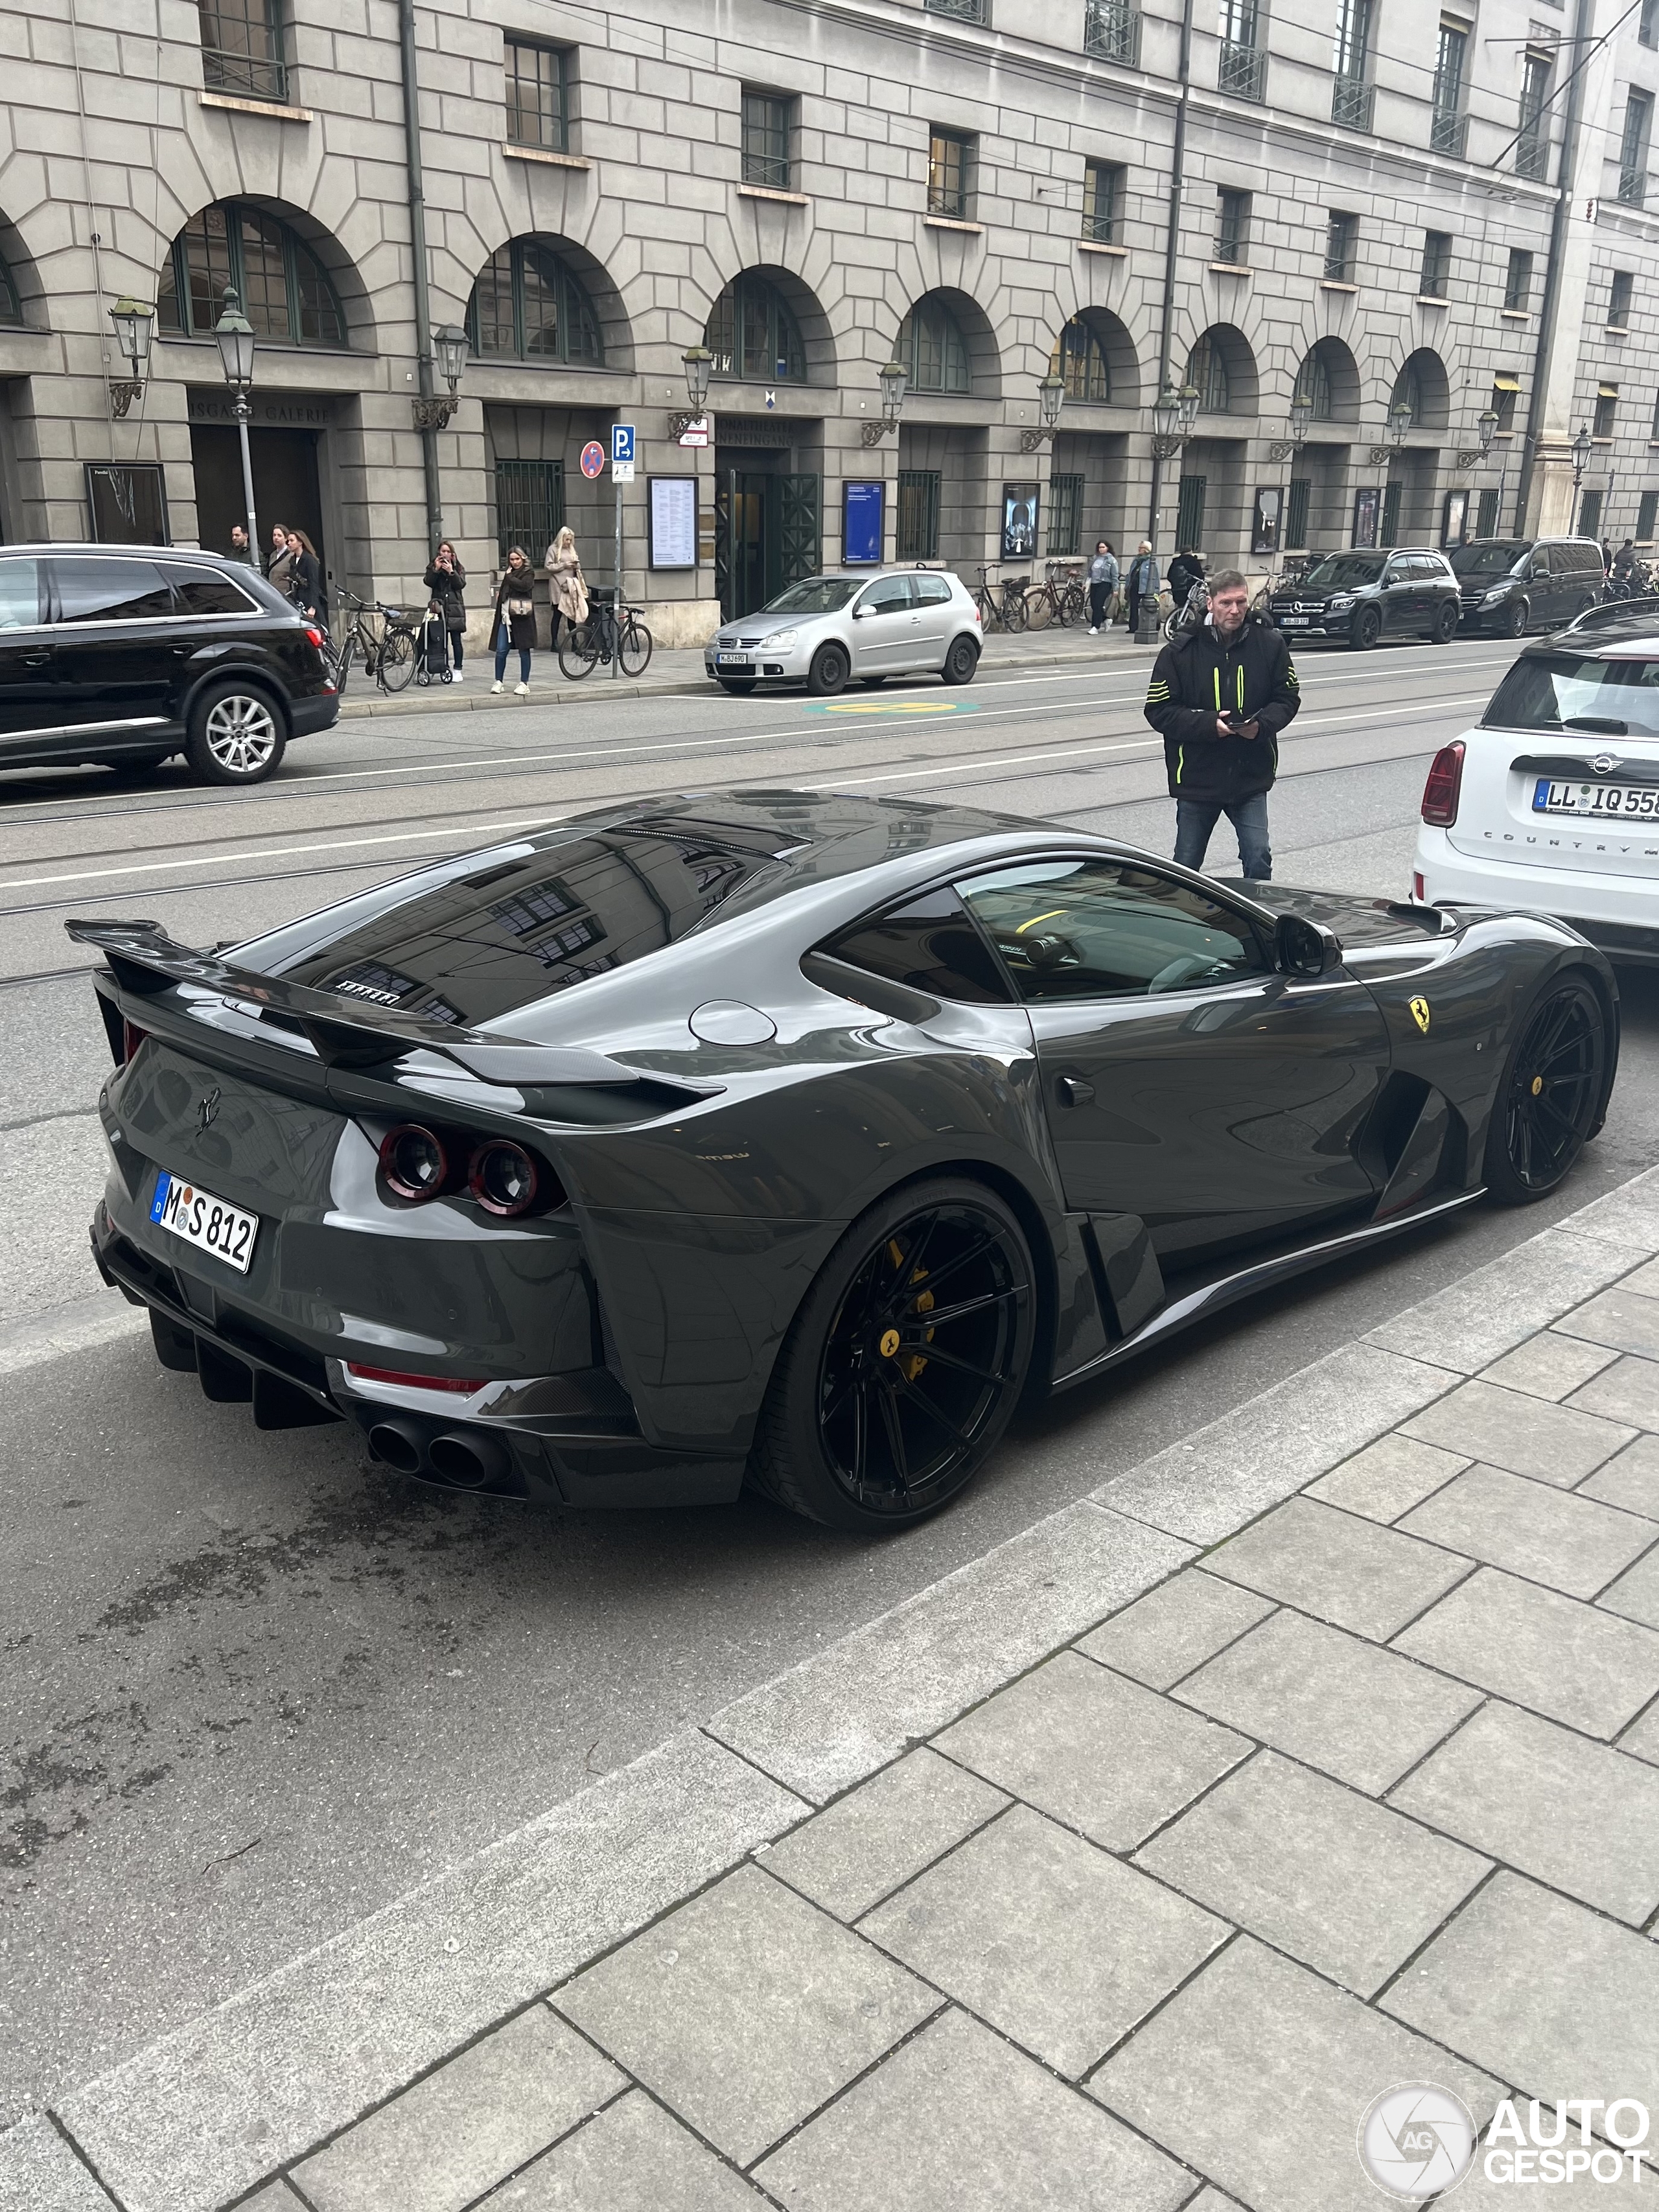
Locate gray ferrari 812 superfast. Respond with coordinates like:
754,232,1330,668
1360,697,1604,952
69,789,1617,1531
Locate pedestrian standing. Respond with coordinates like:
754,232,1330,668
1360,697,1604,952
1125,541,1157,638
544,525,588,653
283,529,327,627
1143,567,1300,882
1086,541,1119,635
267,522,294,597
228,522,255,566
424,540,468,681
1168,546,1206,608
491,546,537,694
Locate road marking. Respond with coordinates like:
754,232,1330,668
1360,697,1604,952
813,699,971,715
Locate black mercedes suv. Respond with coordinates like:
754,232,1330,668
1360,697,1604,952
1268,546,1461,650
0,544,336,785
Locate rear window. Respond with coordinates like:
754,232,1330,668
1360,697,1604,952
170,566,259,616
1298,554,1385,592
55,557,174,623
1484,653,1659,737
824,887,1012,1005
270,817,803,1025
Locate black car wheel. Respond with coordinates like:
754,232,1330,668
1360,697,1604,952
185,682,286,784
1502,598,1529,638
940,634,980,686
1484,975,1608,1205
749,1178,1035,1530
717,677,758,695
1428,599,1459,644
1350,605,1382,651
807,642,850,696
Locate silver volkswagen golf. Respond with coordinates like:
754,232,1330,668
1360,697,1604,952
704,570,983,696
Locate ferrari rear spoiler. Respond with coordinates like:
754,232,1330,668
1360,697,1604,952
64,917,707,1091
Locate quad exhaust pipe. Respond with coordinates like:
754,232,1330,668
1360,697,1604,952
366,1417,513,1493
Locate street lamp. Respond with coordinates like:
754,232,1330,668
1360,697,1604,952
1476,406,1500,456
1150,380,1183,458
1270,391,1313,463
1387,395,1414,449
670,345,714,439
413,324,469,430
1570,423,1594,533
863,358,909,446
108,297,154,420
1020,371,1067,452
213,286,259,557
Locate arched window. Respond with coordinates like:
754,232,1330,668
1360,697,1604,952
704,275,805,382
157,202,345,346
1050,318,1109,402
467,239,602,364
0,252,19,326
897,294,971,394
1295,347,1333,420
1185,333,1230,413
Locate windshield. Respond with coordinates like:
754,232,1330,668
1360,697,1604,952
763,578,859,615
1450,542,1527,579
1483,653,1659,738
1297,555,1386,593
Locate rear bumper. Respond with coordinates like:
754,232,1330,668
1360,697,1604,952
289,688,340,737
1413,831,1659,964
91,1206,746,1509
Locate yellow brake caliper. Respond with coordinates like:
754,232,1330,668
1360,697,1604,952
888,1237,934,1381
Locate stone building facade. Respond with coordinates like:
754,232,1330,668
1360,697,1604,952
0,0,1656,645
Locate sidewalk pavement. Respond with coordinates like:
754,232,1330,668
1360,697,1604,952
11,1169,1659,2212
334,620,1150,720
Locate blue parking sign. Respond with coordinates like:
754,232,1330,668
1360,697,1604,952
612,424,636,466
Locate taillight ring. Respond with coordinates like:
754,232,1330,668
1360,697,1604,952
469,1139,540,1217
379,1123,449,1202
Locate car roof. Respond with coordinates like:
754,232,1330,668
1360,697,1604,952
1522,609,1659,656
0,543,244,566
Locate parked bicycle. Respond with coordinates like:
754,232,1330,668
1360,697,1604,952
329,589,421,695
556,590,654,679
1023,559,1088,632
969,566,1031,634
1250,554,1312,616
1163,576,1212,643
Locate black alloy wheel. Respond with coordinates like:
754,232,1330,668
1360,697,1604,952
1351,605,1382,651
1484,975,1607,1204
749,1179,1035,1529
941,634,980,686
1502,598,1529,638
807,642,850,695
1429,599,1459,644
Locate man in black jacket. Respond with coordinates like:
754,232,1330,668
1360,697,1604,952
1143,568,1300,880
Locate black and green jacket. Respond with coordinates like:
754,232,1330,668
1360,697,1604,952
1144,614,1301,806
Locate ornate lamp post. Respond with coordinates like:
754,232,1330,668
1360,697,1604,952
213,286,259,555
1150,380,1198,460
1019,371,1067,452
413,324,470,430
1387,395,1414,449
1269,391,1313,465
862,358,909,447
670,345,713,440
108,297,154,421
1570,423,1594,532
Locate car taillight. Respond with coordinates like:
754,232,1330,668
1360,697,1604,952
345,1364,485,1393
469,1139,540,1217
1421,741,1465,827
304,625,326,649
379,1123,450,1201
121,1018,148,1065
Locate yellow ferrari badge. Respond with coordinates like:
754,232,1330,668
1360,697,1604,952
1409,995,1432,1033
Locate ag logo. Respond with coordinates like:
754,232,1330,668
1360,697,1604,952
1408,995,1432,1034
197,1087,221,1130
1358,2082,1476,2200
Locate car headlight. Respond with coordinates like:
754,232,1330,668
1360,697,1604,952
1481,587,1506,605
1327,594,1354,612
765,629,798,653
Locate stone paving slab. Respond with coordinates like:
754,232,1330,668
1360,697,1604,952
1200,1495,1471,1640
1596,1543,1659,1629
1479,1331,1620,1401
1397,1460,1658,1600
1303,1432,1469,1523
0,2117,116,2212
1553,1284,1659,1360
1579,1432,1659,1517
1620,1698,1659,1764
1400,1378,1635,1486
1364,1225,1636,1372
478,2090,765,2211
758,1749,1007,1924
1076,1568,1275,1690
1566,1353,1659,1430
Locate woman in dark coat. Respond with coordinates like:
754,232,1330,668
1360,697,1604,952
424,541,467,679
491,546,537,693
283,528,326,626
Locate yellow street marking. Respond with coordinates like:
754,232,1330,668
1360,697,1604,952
820,700,964,714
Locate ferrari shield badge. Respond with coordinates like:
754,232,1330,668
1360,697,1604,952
1409,995,1432,1033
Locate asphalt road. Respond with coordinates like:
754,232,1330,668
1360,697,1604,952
5,630,1657,2126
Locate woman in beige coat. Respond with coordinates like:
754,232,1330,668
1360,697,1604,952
544,526,588,652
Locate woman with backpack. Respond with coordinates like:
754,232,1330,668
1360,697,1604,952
423,541,468,681
491,546,537,694
544,526,588,653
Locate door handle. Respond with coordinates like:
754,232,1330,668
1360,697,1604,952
1056,1075,1095,1108
22,651,49,666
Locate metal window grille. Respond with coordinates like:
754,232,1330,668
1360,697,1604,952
1047,474,1084,557
1430,21,1467,154
1219,36,1267,102
896,470,942,561
1324,212,1358,282
741,89,792,189
1594,390,1618,438
1579,488,1603,539
198,0,287,103
493,459,564,562
1331,75,1375,130
925,0,988,19
1516,51,1552,180
1610,270,1634,328
505,42,567,152
1380,480,1402,548
1175,474,1207,551
1638,489,1659,541
1216,191,1250,264
1286,478,1311,550
1504,249,1533,310
1084,0,1140,62
1082,159,1122,244
1420,231,1452,297
1476,487,1500,537
1430,110,1467,156
1621,90,1653,205
928,130,972,219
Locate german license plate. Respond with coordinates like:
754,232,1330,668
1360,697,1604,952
1533,778,1659,818
150,1169,258,1274
1277,615,1310,627
715,653,752,669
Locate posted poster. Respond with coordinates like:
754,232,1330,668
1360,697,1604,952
842,480,883,564
1251,486,1282,557
1002,482,1039,560
1352,487,1380,548
648,476,698,569
1441,488,1470,548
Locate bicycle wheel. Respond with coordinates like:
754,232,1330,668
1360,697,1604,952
378,628,417,693
330,636,354,698
619,614,653,677
1061,583,1087,625
558,621,599,679
1002,590,1029,635
977,593,1002,634
1023,587,1053,632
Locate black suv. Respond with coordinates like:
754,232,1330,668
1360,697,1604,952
1449,536,1604,636
0,545,336,785
1268,547,1461,650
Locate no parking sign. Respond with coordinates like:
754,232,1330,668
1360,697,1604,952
579,440,605,480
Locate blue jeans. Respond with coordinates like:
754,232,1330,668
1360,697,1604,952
1174,793,1272,880
494,622,530,684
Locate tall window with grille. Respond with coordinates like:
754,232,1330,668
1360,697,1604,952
896,470,942,560
1491,375,1519,434
1516,47,1553,180
1082,158,1123,243
198,0,286,103
1332,0,1375,128
1595,386,1619,438
1084,0,1140,63
1325,209,1358,281
1215,188,1251,265
927,129,974,219
1047,474,1084,557
1419,230,1452,298
1580,488,1604,539
505,42,568,153
1476,487,1500,535
741,89,793,189
1380,480,1403,548
1430,18,1468,155
1503,247,1533,311
1639,489,1659,541
493,460,564,562
1175,474,1207,550
925,0,988,19
1610,268,1634,329
1286,477,1311,549
1621,89,1653,207
1219,0,1266,102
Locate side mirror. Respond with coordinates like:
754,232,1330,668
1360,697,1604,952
851,603,870,619
1275,911,1343,978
